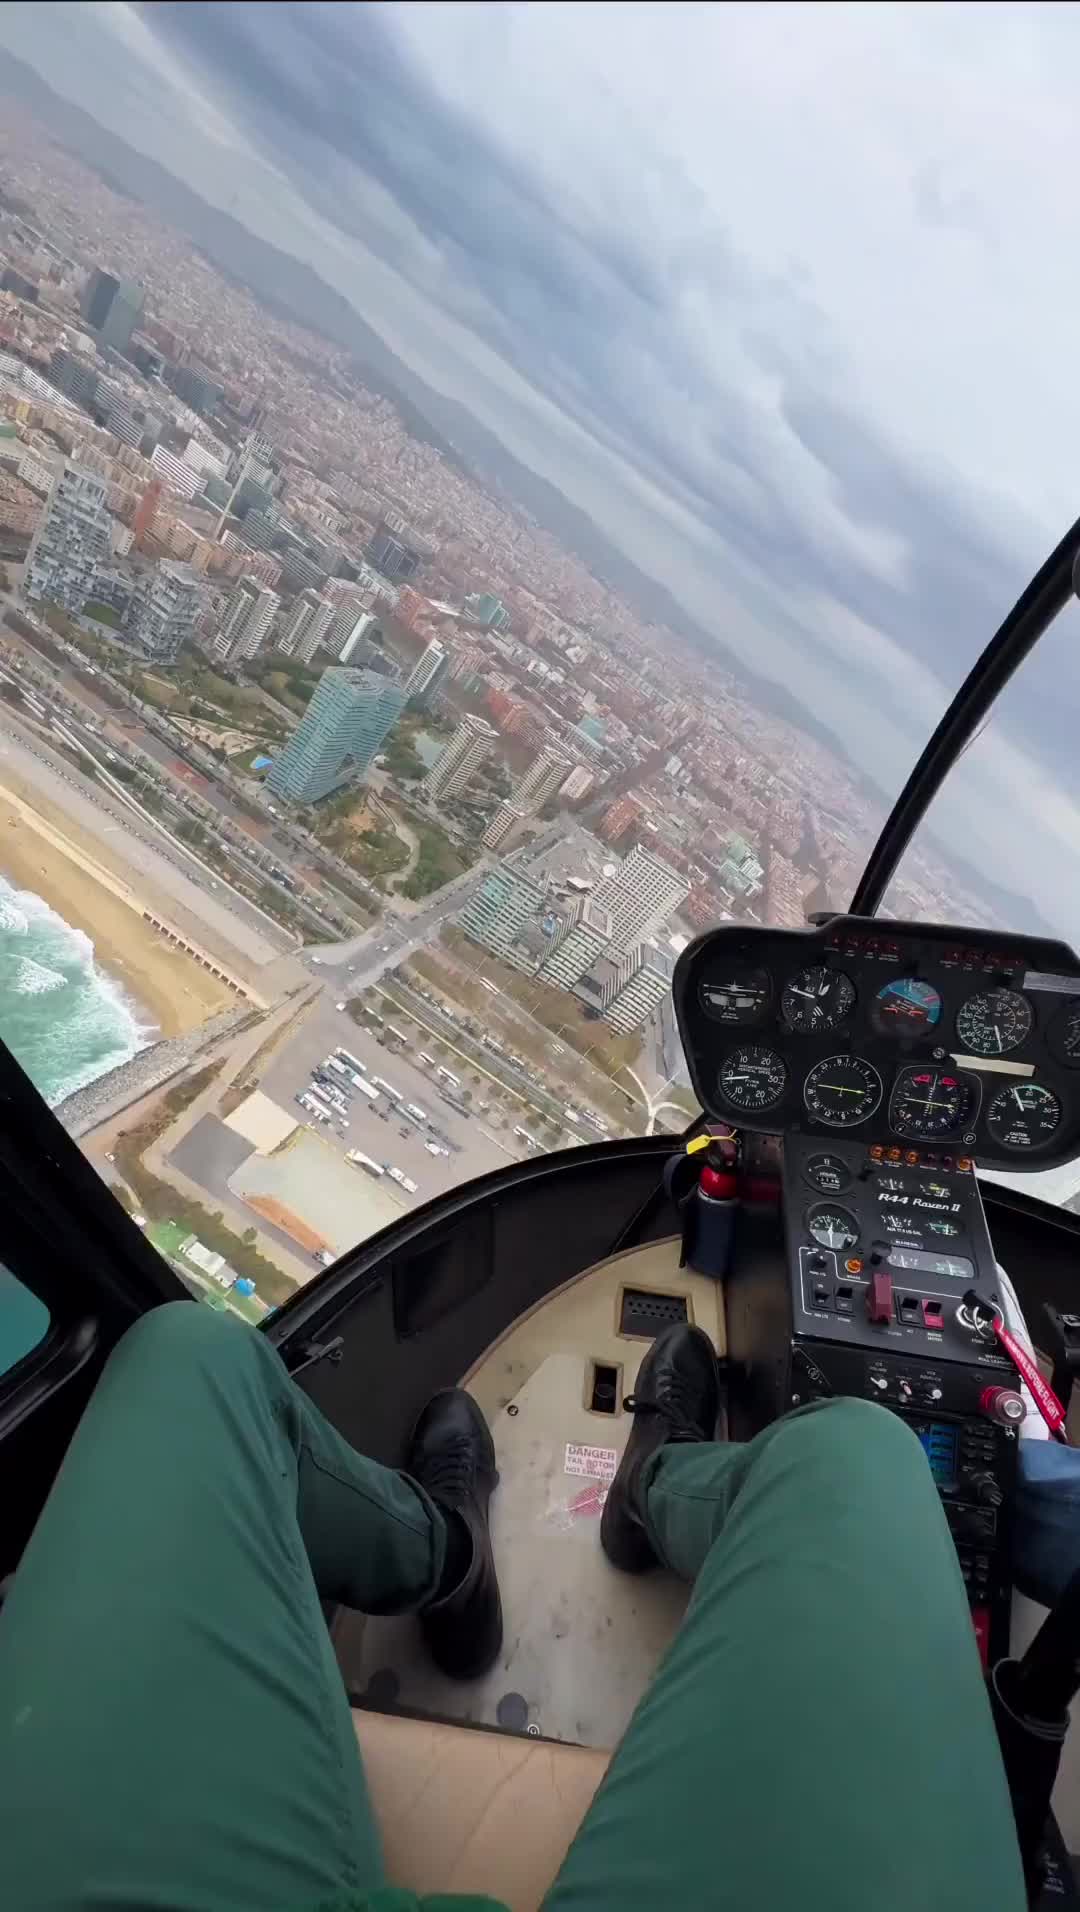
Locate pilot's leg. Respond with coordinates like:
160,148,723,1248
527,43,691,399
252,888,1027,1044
0,1301,501,1912
547,1325,1025,1911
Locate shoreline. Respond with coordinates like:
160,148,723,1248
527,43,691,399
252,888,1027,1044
0,791,233,1039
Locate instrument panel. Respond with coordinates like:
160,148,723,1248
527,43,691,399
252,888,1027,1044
673,915,1080,1171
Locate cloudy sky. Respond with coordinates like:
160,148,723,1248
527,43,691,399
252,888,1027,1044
4,2,1080,936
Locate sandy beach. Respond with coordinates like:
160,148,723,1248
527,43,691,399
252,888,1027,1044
0,790,233,1038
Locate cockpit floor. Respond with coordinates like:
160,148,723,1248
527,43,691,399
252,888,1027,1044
344,1239,724,1747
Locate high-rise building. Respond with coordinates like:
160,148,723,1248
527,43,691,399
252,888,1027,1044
48,348,100,411
211,575,281,663
423,714,497,800
24,462,111,613
510,746,571,815
365,513,429,581
266,668,407,805
591,844,689,947
601,942,675,1033
80,268,144,353
537,898,613,990
330,605,378,663
277,590,335,663
464,591,511,632
481,802,526,852
404,639,448,708
126,562,204,665
559,763,595,803
133,478,164,550
458,866,545,967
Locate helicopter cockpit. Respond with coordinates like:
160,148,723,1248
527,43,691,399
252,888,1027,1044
7,535,1080,1907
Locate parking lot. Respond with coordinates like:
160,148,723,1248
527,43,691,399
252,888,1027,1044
258,996,519,1210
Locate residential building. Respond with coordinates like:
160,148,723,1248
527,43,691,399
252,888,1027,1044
404,638,448,707
559,763,595,802
126,562,204,664
279,545,329,595
599,793,643,844
330,605,378,663
458,866,545,968
591,844,689,946
510,745,571,815
24,461,111,613
366,513,429,581
481,802,526,852
48,348,99,412
266,668,407,805
601,942,676,1032
211,574,281,663
277,589,335,662
423,713,497,799
537,898,613,990
81,268,144,353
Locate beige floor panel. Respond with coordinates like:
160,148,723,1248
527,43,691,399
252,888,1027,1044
351,1239,724,1746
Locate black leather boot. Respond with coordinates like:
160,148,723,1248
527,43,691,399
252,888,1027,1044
408,1388,502,1679
601,1324,719,1573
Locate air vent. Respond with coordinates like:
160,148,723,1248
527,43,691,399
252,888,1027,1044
619,1289,689,1338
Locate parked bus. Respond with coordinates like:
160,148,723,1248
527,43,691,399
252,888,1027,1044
387,1026,412,1047
418,1052,436,1069
297,1095,330,1124
436,1067,461,1089
335,1049,366,1075
404,1103,429,1124
513,1126,542,1151
355,1078,380,1102
325,1057,350,1078
370,1077,400,1100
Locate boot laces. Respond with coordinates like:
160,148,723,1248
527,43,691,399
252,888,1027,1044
624,1366,708,1444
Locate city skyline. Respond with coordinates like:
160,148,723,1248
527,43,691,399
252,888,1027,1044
1,6,1080,946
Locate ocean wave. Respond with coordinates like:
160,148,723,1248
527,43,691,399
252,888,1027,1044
0,894,28,934
13,957,68,995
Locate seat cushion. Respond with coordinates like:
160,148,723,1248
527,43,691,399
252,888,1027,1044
352,1710,609,1910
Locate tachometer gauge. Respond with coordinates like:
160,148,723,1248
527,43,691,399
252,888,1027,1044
806,1204,859,1252
718,1045,787,1111
803,1054,883,1127
890,1067,971,1138
1047,998,1080,1068
699,967,771,1025
985,1082,1061,1151
781,966,855,1033
871,977,942,1037
955,987,1032,1057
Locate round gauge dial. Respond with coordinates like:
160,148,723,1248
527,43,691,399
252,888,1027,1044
890,1067,972,1139
718,1045,787,1111
804,1151,853,1194
781,965,855,1033
807,1204,859,1251
803,1054,883,1128
871,977,942,1037
699,967,770,1025
985,1082,1062,1151
955,987,1032,1057
1047,998,1080,1068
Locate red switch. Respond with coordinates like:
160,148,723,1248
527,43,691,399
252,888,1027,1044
867,1269,893,1324
922,1300,944,1331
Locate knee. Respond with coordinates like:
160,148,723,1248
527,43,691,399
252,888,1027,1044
114,1298,255,1372
776,1396,927,1485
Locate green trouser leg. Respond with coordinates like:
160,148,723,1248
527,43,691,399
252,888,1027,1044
546,1397,1025,1911
0,1302,464,1912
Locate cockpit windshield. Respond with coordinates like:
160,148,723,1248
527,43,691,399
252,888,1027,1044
0,6,1077,1305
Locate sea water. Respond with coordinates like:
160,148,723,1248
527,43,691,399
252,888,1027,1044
0,871,153,1106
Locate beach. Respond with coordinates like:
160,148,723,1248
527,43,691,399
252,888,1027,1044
0,787,233,1039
